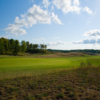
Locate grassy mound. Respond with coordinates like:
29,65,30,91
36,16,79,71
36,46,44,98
0,66,100,100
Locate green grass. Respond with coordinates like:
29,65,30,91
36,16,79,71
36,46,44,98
0,55,100,79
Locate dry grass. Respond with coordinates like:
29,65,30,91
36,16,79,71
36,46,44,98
0,66,100,100
25,52,86,58
0,52,85,58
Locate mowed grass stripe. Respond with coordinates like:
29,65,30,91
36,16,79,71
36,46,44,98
0,58,71,68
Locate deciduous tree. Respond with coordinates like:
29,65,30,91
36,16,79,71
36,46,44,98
21,40,26,55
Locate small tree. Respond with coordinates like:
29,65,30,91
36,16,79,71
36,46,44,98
33,44,38,49
40,44,45,49
44,45,47,50
4,38,9,54
26,41,30,51
30,43,33,50
0,38,5,54
9,39,15,54
80,62,86,68
21,40,26,55
13,40,20,55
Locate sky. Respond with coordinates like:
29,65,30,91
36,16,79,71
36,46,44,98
0,0,100,50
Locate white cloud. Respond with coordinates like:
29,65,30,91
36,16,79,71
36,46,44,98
83,7,93,14
33,38,45,41
52,0,81,14
46,41,67,46
0,35,10,38
43,0,50,8
73,29,100,44
73,38,98,44
20,14,25,18
52,12,63,24
84,29,100,37
5,5,62,36
73,0,80,6
5,24,26,35
27,5,51,24
14,17,29,28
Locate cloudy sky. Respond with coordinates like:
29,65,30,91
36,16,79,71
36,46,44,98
0,0,100,50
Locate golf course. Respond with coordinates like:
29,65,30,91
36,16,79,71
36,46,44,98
0,54,100,79
0,54,100,100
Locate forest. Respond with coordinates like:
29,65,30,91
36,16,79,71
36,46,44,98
0,37,47,55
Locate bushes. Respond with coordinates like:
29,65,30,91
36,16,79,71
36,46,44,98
80,62,93,68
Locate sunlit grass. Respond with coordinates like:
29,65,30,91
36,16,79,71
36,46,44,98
0,55,100,79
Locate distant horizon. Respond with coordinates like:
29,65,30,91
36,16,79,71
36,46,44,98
47,48,100,50
1,36,100,51
0,0,100,50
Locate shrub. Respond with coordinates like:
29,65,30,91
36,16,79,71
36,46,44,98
80,62,86,68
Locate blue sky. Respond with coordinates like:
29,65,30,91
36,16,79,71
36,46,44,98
0,0,100,50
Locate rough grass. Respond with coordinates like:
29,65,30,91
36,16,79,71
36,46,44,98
0,66,100,100
0,52,85,58
24,52,86,58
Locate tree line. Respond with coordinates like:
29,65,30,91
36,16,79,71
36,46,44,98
0,37,47,55
48,49,100,54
